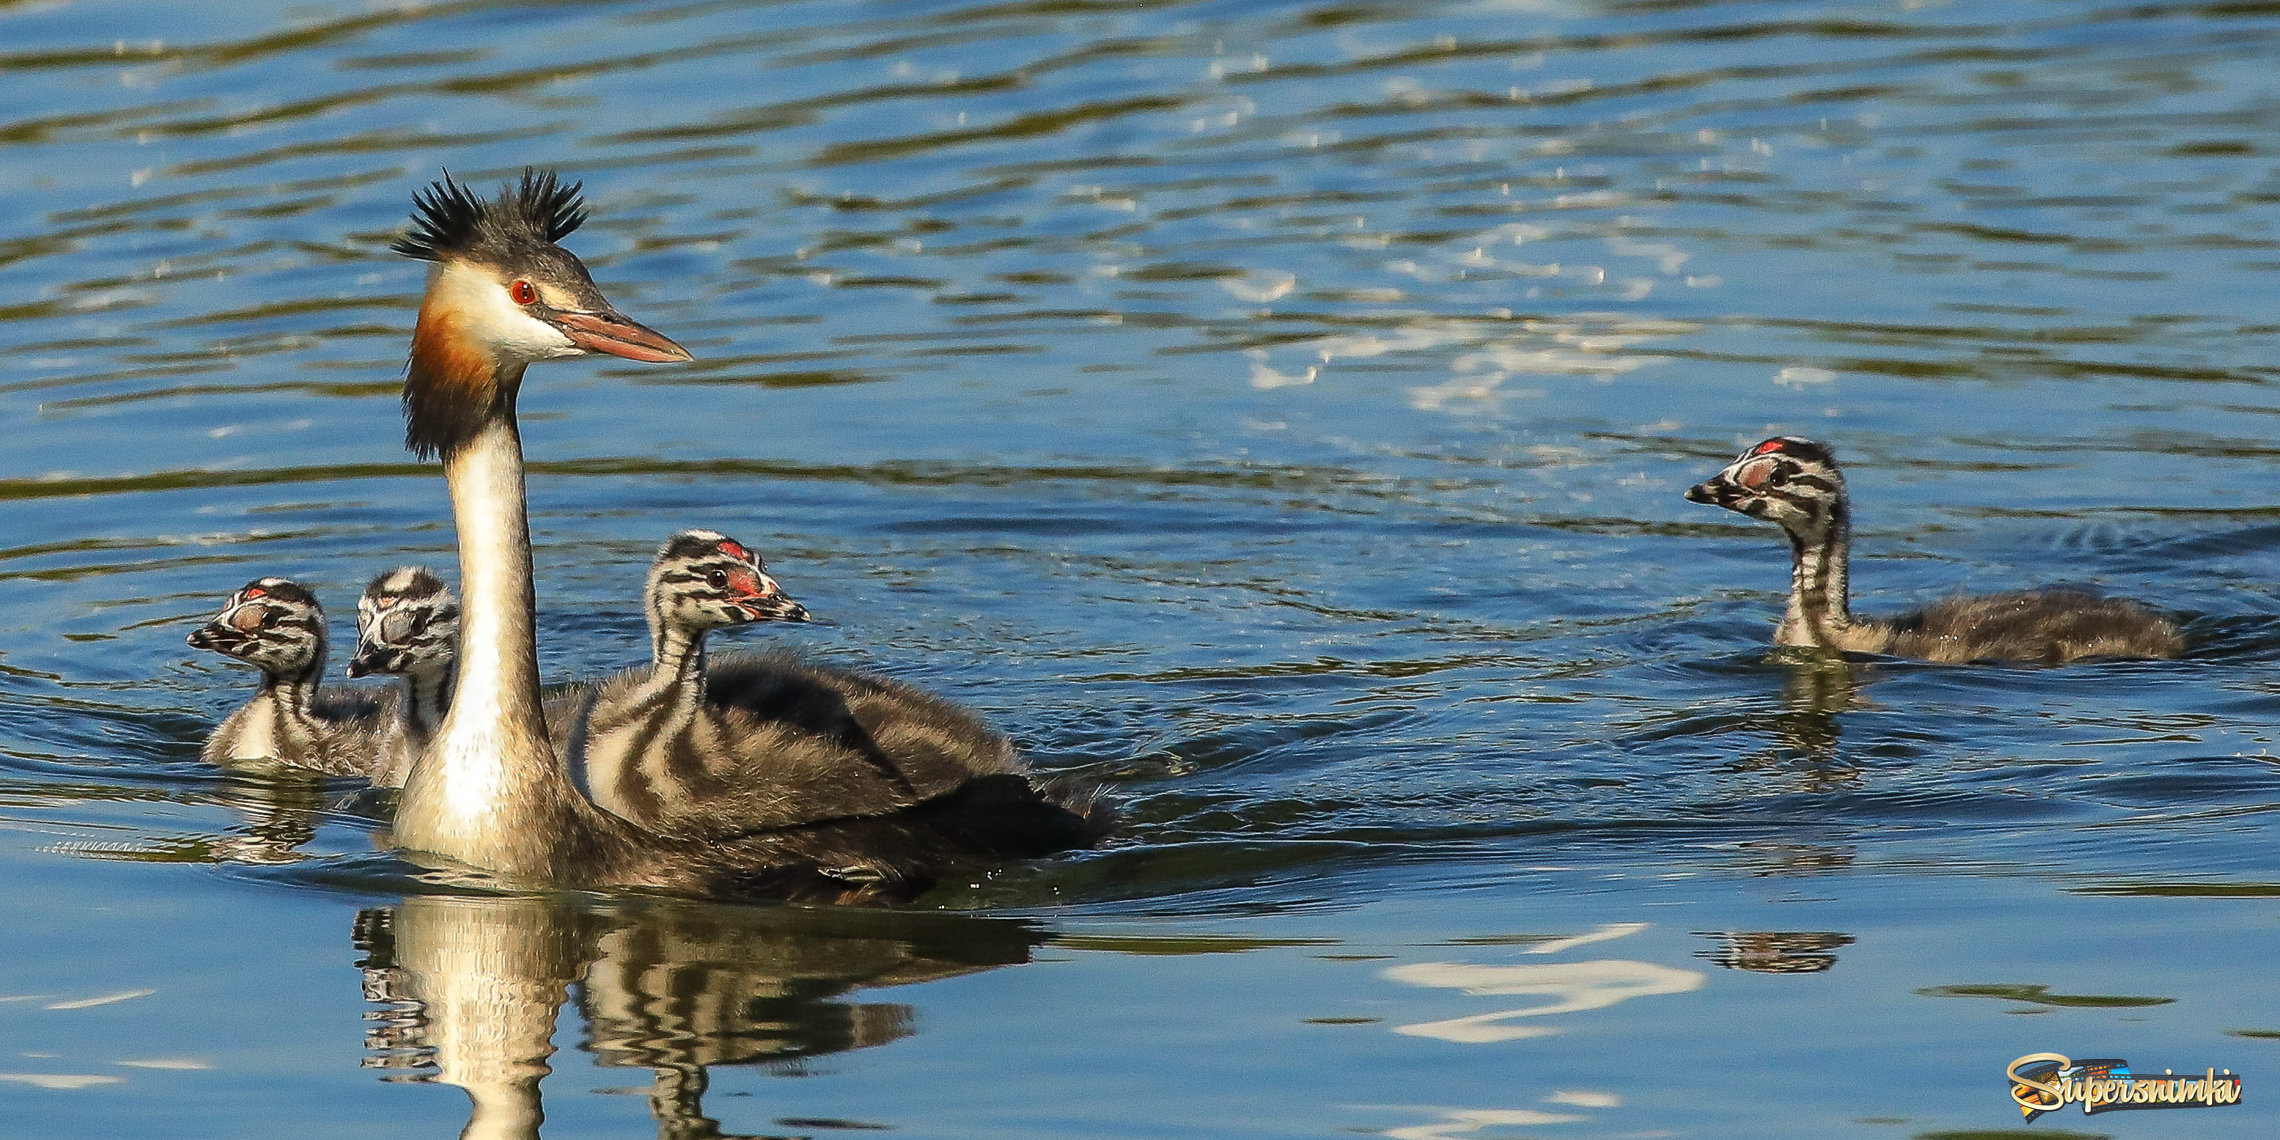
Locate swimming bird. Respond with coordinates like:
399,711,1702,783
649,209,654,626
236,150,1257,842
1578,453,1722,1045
189,577,386,774
1685,435,2183,664
385,170,1099,900
575,529,1037,840
347,566,460,788
346,564,668,793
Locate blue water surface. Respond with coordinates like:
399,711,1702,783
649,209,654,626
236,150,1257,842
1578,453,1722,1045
3,0,2280,1136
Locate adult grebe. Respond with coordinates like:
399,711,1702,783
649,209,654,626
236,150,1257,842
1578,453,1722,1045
1686,436,2183,663
386,171,1099,899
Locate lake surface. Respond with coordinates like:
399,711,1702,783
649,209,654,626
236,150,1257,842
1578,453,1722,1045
4,0,2280,1135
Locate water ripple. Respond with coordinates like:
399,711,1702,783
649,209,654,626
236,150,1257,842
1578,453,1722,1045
0,0,2277,951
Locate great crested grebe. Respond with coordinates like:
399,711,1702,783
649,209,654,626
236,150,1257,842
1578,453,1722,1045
1686,435,2184,664
575,530,1040,840
190,577,387,774
347,566,460,788
386,170,1099,898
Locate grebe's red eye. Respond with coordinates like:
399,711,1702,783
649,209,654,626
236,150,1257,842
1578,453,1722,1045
511,280,537,306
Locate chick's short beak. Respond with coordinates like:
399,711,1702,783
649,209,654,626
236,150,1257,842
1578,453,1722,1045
188,622,241,652
736,572,810,623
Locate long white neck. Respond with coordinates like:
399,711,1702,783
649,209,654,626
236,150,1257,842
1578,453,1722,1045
396,394,584,870
442,409,545,741
390,896,581,1140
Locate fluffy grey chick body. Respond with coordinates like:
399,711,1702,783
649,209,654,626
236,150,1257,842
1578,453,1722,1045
1685,436,2182,664
190,577,387,775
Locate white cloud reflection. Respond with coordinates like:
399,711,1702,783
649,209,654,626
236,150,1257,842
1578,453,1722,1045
1385,1108,1587,1140
1382,923,1703,1044
1384,959,1704,1043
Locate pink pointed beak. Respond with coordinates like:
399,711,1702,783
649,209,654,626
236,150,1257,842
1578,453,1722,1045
551,308,692,363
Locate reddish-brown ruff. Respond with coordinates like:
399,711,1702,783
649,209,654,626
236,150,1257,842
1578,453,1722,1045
404,304,508,459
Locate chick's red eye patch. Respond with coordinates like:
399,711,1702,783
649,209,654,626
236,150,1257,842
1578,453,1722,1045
1737,457,1778,490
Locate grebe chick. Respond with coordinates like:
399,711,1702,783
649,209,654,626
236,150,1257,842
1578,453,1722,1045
189,577,386,775
1685,435,2184,664
348,566,641,789
386,170,1099,899
347,566,460,788
576,530,1046,840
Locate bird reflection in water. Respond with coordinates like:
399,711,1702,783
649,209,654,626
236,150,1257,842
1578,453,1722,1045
1720,655,1866,793
1694,930,1856,974
353,893,1045,1139
204,770,330,864
1727,838,1857,876
1706,658,1865,879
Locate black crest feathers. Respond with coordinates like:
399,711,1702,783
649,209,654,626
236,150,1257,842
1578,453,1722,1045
391,168,588,262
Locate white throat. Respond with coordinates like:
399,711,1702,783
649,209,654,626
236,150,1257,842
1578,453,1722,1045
396,406,558,858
